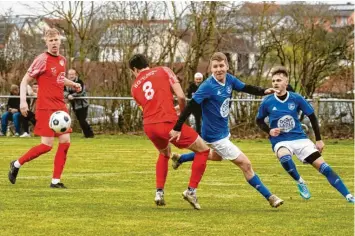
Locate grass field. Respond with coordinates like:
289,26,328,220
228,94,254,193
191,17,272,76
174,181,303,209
0,135,353,236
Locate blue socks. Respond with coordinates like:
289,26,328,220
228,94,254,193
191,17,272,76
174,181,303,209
248,174,272,200
179,152,195,163
279,155,301,182
319,163,350,197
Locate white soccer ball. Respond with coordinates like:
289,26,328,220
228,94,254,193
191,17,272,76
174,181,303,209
49,111,71,133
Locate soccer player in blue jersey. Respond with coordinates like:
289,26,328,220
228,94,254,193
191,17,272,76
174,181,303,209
256,66,354,203
169,52,284,208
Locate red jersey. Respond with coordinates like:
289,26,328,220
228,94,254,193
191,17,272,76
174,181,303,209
131,66,179,124
27,52,66,110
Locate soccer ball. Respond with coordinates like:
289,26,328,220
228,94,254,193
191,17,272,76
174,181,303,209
49,111,71,133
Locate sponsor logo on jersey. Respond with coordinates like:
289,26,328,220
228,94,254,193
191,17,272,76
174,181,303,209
277,115,295,132
220,98,230,118
288,102,295,110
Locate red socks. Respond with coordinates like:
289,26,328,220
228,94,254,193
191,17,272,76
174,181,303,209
156,154,169,189
189,149,209,188
18,144,52,165
53,143,70,179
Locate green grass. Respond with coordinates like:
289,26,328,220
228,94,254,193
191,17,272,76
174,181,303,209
0,135,353,236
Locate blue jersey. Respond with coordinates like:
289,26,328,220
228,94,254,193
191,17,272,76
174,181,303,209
256,92,314,149
192,73,245,142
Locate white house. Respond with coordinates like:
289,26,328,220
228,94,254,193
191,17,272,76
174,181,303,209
98,19,189,63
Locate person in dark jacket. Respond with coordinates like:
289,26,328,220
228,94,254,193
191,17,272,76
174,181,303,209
20,83,38,137
64,69,94,138
186,72,203,135
1,84,21,136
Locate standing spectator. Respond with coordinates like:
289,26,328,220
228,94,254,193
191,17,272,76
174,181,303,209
186,72,203,135
1,84,21,136
64,68,94,138
20,83,38,137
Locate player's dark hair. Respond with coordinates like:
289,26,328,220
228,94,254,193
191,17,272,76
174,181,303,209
129,54,149,70
271,66,288,77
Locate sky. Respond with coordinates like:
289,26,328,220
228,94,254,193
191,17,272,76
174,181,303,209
0,0,353,16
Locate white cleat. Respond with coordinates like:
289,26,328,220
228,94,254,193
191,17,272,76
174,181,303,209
154,191,166,206
268,194,284,208
182,190,201,210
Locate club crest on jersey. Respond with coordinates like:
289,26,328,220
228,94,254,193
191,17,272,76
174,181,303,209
226,86,232,94
59,60,65,66
288,102,295,110
51,67,57,76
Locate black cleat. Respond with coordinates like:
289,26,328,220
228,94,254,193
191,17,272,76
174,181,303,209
50,183,67,189
8,160,19,184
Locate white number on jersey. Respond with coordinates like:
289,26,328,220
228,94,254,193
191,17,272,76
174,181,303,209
143,81,155,100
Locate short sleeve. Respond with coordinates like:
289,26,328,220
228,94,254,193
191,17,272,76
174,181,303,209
228,74,245,91
27,54,47,78
256,99,268,119
192,81,211,104
297,95,314,115
162,67,179,86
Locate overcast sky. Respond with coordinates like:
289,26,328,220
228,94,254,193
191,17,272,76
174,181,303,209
0,1,353,16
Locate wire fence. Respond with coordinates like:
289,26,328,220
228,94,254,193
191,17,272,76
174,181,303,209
0,96,354,137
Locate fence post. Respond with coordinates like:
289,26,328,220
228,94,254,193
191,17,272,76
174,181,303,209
313,97,320,117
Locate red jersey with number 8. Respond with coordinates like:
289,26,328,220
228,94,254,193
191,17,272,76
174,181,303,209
131,66,179,124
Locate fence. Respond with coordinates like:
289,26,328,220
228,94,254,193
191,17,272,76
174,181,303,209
0,96,354,138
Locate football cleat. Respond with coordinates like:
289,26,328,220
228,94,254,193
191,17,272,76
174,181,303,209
171,153,182,170
154,191,166,206
297,182,311,200
268,194,284,208
346,194,355,203
8,160,19,184
182,190,201,210
50,183,67,189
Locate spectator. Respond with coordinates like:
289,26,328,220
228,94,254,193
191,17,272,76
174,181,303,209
0,84,21,136
20,83,38,137
64,68,94,138
186,72,203,135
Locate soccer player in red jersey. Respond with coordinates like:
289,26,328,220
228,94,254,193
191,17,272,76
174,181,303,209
129,54,210,209
8,28,82,188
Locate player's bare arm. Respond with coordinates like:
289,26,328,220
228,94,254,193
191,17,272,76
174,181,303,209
63,78,82,92
171,83,186,112
20,73,35,117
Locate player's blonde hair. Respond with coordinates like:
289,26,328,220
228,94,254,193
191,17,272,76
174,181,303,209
44,28,60,39
209,52,229,72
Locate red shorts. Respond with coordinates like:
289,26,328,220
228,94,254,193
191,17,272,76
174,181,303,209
144,122,198,150
34,108,72,137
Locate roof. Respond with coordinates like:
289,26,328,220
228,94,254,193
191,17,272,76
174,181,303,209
315,71,354,94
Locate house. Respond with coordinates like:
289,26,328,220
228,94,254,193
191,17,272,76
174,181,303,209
98,19,190,63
